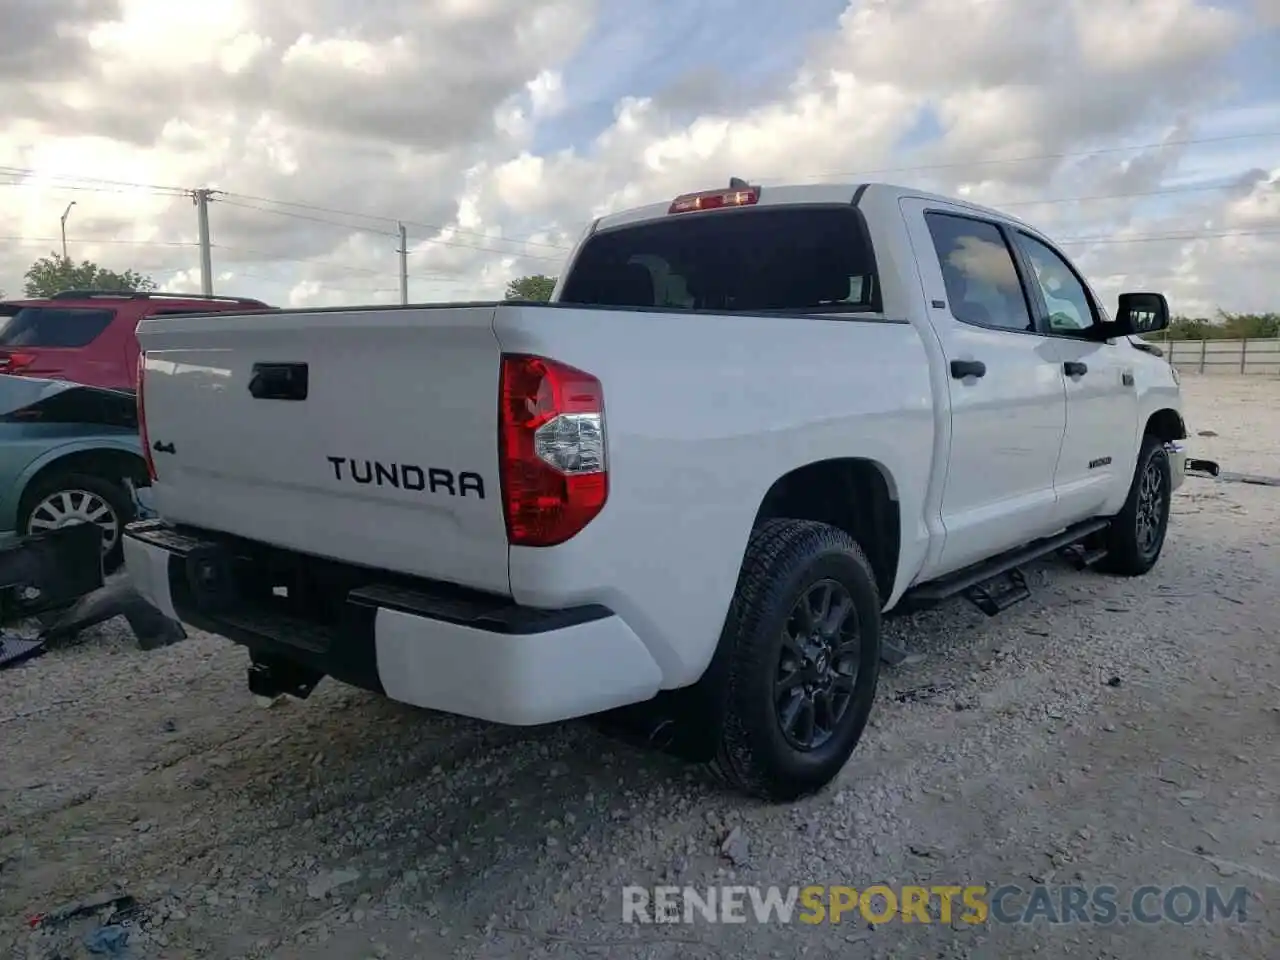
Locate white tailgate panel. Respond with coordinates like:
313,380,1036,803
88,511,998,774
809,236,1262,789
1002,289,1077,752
139,306,510,594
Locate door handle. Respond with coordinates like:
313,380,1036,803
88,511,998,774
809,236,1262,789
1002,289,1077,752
1063,361,1088,377
248,362,309,400
950,359,986,380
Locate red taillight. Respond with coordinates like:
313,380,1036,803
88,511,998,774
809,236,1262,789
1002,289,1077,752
0,352,36,374
499,354,607,547
668,187,759,214
137,353,156,481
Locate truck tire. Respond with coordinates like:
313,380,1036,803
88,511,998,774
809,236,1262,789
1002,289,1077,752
711,518,882,802
1098,434,1172,576
18,471,136,574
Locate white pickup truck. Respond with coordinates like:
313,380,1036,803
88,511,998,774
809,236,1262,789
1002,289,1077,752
123,181,1211,801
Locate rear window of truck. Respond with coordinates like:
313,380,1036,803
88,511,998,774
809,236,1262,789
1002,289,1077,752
0,307,116,347
559,206,880,313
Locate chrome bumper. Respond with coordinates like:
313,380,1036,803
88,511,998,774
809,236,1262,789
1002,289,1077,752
1165,441,1188,491
1166,441,1220,489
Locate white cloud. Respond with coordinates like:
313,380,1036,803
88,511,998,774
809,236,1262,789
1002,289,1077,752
527,70,566,119
0,0,1276,318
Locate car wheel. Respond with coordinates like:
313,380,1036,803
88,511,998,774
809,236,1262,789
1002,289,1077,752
19,471,136,573
710,518,882,802
1098,435,1172,577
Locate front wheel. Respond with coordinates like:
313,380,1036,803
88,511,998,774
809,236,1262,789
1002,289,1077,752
1098,435,1172,576
710,519,882,802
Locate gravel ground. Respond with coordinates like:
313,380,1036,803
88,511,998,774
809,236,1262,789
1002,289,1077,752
2,375,1278,960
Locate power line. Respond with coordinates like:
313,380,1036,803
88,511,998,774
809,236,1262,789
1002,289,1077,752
0,165,187,196
1057,227,1280,246
0,235,199,247
216,196,566,261
212,130,1280,247
20,180,1256,265
231,271,401,294
5,131,1275,200
216,198,399,238
0,171,568,254
0,180,177,197
216,191,574,251
4,223,1278,256
2,128,1274,262
992,181,1267,210
0,234,488,282
212,244,477,282
775,131,1280,184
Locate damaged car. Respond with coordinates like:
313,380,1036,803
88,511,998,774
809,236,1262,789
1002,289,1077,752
0,375,146,572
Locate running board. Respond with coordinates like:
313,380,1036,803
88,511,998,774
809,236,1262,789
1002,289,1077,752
965,568,1030,616
899,518,1110,616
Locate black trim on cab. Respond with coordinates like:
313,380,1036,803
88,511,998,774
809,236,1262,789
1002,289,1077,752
125,520,613,694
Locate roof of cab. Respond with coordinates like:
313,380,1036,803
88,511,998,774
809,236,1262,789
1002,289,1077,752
589,181,1040,236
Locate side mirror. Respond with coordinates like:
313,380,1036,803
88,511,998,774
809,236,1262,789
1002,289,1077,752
1114,292,1169,336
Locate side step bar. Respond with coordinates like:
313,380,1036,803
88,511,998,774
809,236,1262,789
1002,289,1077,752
898,518,1110,615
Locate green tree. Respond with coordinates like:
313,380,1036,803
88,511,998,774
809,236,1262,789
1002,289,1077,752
1161,312,1280,340
504,274,557,302
23,253,158,298
1218,310,1280,339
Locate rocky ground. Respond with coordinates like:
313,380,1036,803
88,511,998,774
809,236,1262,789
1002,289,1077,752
2,375,1277,960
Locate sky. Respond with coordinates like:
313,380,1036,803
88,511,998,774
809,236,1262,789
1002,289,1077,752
0,0,1277,317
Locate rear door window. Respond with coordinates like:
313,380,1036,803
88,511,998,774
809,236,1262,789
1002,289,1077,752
0,307,116,347
559,206,880,313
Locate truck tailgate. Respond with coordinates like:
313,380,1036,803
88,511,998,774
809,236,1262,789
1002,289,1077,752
137,305,510,595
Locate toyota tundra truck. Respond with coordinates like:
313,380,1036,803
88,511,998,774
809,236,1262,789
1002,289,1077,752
122,181,1206,801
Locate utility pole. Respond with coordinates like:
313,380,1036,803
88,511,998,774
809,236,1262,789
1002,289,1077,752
397,222,408,305
60,201,76,261
193,189,214,296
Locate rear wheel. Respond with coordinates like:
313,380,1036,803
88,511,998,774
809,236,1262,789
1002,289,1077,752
19,471,136,573
1098,435,1172,576
711,519,882,801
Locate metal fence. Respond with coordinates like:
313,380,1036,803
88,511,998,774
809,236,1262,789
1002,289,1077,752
1156,337,1280,376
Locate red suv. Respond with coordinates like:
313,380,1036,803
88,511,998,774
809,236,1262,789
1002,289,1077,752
0,290,272,392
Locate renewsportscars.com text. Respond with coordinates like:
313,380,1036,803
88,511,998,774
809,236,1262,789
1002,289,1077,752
621,884,1250,926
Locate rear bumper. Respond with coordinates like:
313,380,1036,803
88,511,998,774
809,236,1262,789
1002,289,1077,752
122,521,663,725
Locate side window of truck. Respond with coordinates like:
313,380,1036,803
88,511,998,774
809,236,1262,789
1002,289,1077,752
1012,232,1099,336
924,213,1034,333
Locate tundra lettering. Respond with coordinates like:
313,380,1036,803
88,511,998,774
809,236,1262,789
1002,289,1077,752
1089,457,1112,470
326,456,485,498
